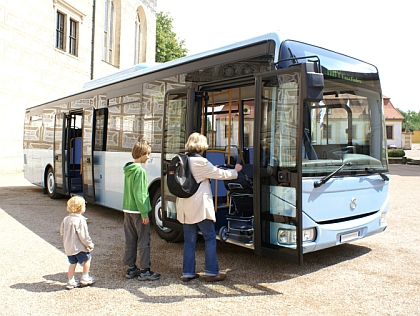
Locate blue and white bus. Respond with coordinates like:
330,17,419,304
23,32,389,264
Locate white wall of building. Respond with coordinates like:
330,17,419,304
386,121,403,148
0,0,156,173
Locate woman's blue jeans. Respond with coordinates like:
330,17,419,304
182,219,219,277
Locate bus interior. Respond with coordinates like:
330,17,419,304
197,85,263,245
63,112,84,195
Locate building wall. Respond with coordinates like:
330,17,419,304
386,120,403,148
0,0,156,173
413,130,420,143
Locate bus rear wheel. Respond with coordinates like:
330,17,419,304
151,188,183,243
46,167,63,199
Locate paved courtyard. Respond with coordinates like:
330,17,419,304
405,142,420,160
0,163,419,315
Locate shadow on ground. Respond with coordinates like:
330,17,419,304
2,185,371,303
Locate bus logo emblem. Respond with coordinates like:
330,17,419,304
350,198,357,210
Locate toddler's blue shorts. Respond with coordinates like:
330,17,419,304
67,251,91,265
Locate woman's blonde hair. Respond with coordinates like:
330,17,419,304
67,196,86,213
185,132,208,153
132,140,151,159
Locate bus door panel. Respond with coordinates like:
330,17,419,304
82,108,95,203
161,88,197,232
53,113,66,194
91,108,108,205
253,68,304,265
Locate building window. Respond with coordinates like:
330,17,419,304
134,13,141,64
103,0,115,63
224,125,230,139
352,124,357,139
386,126,393,139
134,7,147,64
322,124,331,139
54,0,83,57
69,19,78,56
56,11,66,51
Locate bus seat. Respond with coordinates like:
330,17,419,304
206,151,227,198
224,145,240,165
70,137,83,165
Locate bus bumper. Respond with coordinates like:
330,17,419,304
302,210,388,254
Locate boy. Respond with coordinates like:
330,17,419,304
60,196,94,289
122,140,160,281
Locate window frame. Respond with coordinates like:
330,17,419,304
134,13,141,64
322,124,332,139
386,125,394,140
56,11,66,51
103,0,115,64
53,0,84,57
69,18,78,56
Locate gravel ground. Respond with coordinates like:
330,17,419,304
0,164,419,316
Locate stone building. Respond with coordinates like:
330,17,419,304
0,0,157,173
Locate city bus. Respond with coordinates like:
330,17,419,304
23,32,389,264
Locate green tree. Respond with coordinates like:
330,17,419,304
155,12,188,63
398,108,420,131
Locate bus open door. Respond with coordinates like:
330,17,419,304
253,63,323,264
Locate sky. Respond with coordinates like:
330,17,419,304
157,0,419,112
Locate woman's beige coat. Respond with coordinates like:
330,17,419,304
176,156,238,224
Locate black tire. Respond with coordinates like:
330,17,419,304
46,167,63,199
150,188,183,242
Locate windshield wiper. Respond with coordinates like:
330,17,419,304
314,162,353,188
365,167,389,181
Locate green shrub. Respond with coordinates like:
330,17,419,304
388,149,405,157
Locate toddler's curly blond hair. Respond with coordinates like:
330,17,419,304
67,196,86,213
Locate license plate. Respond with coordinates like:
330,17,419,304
340,231,359,243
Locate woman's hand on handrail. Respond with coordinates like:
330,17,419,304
216,163,243,173
234,164,243,173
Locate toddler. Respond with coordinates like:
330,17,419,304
60,196,95,289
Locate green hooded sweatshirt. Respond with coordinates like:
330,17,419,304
122,162,151,218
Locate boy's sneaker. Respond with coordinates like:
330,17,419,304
80,275,95,287
66,280,79,290
126,267,142,279
138,269,160,281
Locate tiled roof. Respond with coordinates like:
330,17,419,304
384,97,404,120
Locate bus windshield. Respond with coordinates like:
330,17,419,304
279,40,387,177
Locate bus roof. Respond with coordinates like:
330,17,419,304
28,32,283,109
82,32,282,91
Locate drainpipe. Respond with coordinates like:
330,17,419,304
90,0,96,80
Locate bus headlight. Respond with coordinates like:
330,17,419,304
303,228,316,242
277,229,295,244
277,229,289,244
277,228,316,245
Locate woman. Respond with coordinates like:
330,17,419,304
176,133,242,282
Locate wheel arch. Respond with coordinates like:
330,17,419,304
148,178,161,204
148,178,183,243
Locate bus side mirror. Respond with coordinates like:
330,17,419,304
302,63,324,102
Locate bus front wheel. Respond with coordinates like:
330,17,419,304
151,189,183,243
46,167,63,199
